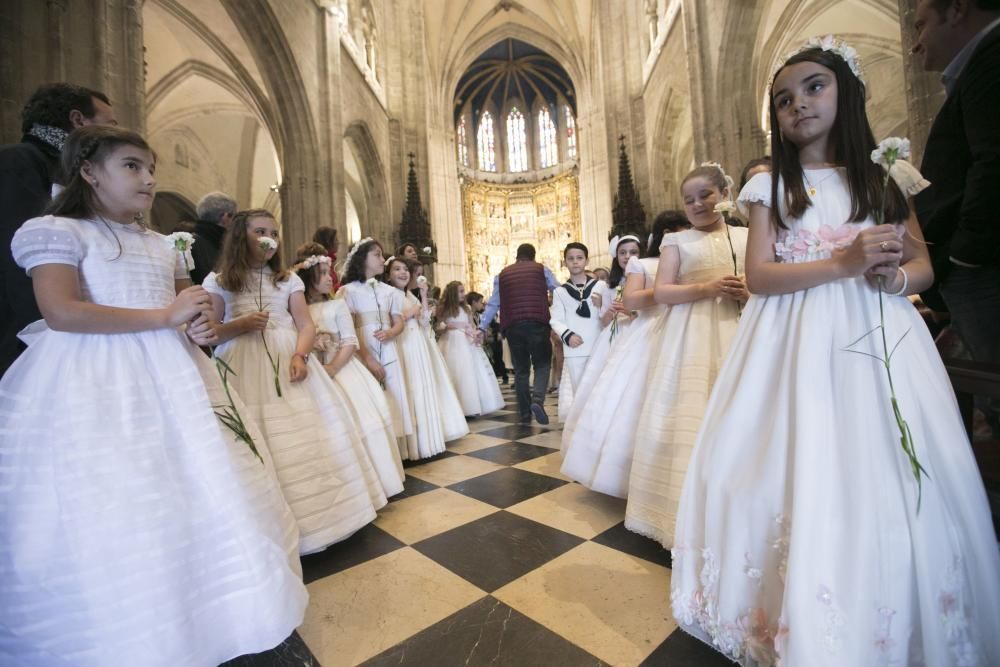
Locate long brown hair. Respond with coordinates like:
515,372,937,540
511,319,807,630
436,281,467,321
769,48,907,229
215,208,289,293
295,241,330,301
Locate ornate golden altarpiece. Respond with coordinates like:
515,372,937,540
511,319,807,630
461,172,581,297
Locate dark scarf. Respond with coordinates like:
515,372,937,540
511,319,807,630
562,278,598,318
27,124,68,151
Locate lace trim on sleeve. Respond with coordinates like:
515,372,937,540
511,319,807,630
737,172,773,215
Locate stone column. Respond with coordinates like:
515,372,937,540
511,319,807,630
317,0,348,246
896,0,945,166
0,0,145,142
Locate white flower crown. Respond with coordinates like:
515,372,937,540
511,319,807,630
700,161,734,190
299,254,331,269
772,35,865,87
383,254,396,266
344,236,374,267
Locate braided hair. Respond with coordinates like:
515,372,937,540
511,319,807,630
46,125,153,259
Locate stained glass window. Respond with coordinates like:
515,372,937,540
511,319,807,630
565,106,577,160
538,108,558,168
456,115,469,166
477,111,496,171
506,107,528,172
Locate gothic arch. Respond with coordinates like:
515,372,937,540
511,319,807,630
146,59,276,140
150,0,283,155
343,121,391,243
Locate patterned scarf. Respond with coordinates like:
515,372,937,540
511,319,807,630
28,124,69,150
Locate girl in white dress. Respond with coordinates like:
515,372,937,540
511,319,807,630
0,126,307,666
205,211,386,555
625,163,749,545
559,237,668,497
337,238,417,458
406,260,469,441
383,257,467,458
436,281,505,417
670,41,1000,665
296,242,405,498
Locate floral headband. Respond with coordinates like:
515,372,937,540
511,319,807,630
343,236,374,267
298,254,331,269
772,35,865,87
383,255,397,266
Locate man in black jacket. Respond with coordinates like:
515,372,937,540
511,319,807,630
913,0,1000,365
0,83,116,377
190,192,237,284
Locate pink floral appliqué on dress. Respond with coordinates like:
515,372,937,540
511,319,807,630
774,224,861,263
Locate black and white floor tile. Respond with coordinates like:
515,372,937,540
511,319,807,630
231,382,734,666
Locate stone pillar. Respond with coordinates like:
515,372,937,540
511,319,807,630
317,0,348,248
681,0,766,178
896,0,945,166
0,0,145,142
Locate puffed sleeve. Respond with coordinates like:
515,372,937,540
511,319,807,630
659,231,681,250
286,272,306,294
332,300,359,347
625,255,646,274
201,271,225,297
387,285,404,316
11,215,83,274
737,172,773,215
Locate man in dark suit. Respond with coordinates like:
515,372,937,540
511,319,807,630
912,0,1000,370
0,83,116,377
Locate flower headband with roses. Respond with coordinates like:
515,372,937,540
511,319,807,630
772,35,865,87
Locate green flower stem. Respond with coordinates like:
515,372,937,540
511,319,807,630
873,165,927,509
258,267,282,398
174,254,262,464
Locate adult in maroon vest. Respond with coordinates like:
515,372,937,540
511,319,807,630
479,243,559,423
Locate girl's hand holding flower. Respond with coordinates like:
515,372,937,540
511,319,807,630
373,327,392,342
167,286,212,327
289,353,308,382
834,224,903,277
241,311,270,332
186,313,218,346
720,276,749,302
364,356,386,382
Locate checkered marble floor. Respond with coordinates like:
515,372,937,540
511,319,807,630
230,384,734,667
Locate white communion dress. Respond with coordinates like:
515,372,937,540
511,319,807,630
394,291,468,456
625,224,747,544
308,297,405,497
1,216,307,666
205,269,387,554
559,257,666,497
437,307,505,417
338,280,417,457
669,170,1000,666
415,295,470,443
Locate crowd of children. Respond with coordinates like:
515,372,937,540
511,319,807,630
1,34,999,667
